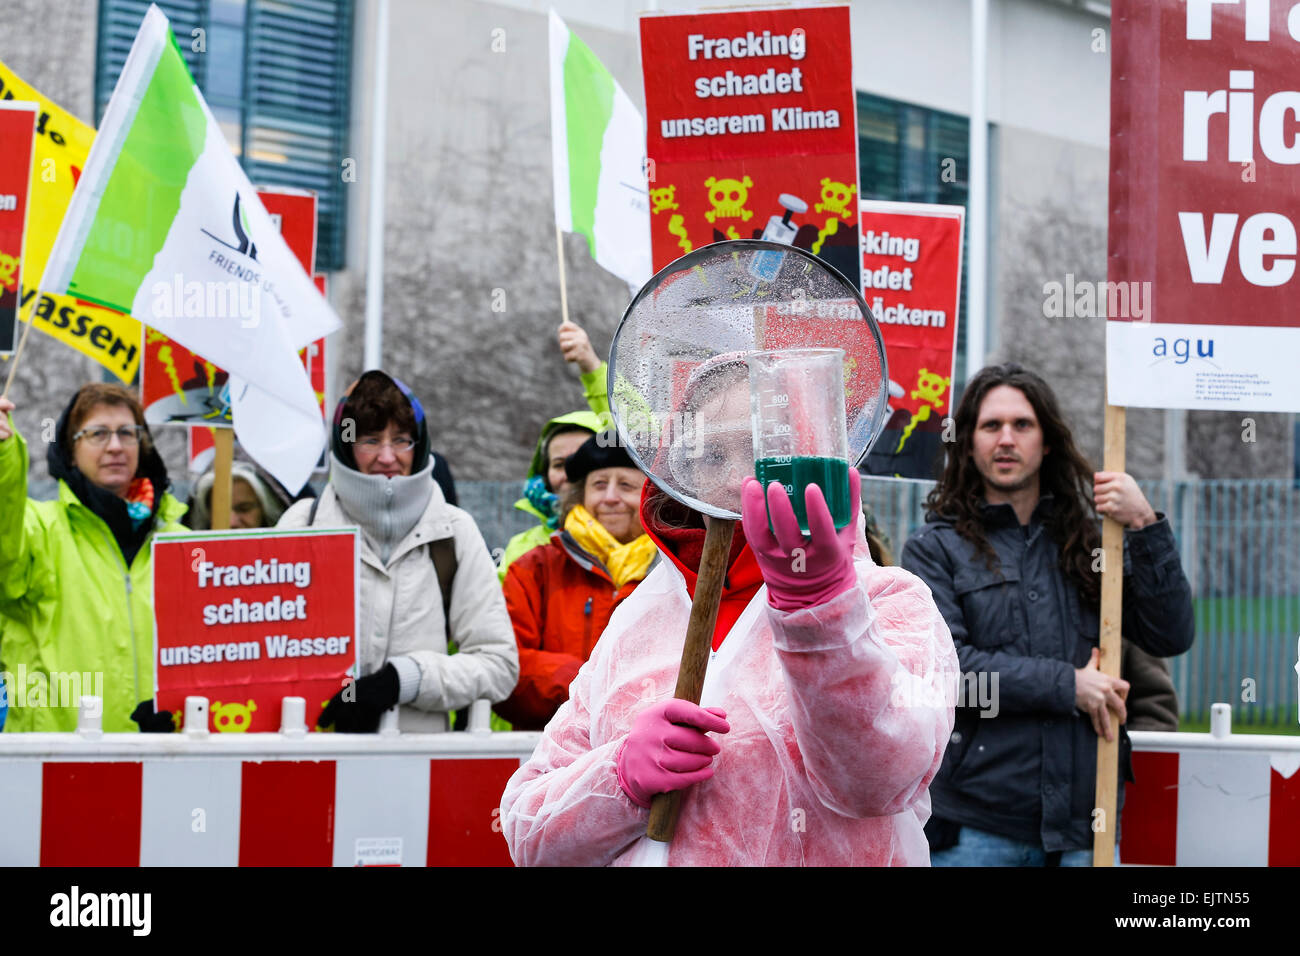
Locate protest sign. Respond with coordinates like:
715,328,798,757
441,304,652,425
1107,0,1300,412
0,60,142,379
640,5,860,286
152,528,359,733
858,200,964,479
0,101,36,354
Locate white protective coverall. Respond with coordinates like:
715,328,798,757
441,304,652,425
500,524,960,866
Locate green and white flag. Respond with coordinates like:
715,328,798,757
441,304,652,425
549,10,651,289
40,4,339,492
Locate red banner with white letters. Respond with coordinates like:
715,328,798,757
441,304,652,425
1107,0,1300,411
858,200,963,480
152,529,358,733
0,102,37,353
640,5,860,286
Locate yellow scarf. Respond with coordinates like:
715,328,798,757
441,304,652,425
564,505,656,589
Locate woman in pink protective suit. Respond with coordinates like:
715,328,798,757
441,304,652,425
499,359,959,866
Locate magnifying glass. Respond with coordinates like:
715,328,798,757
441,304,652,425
607,239,888,842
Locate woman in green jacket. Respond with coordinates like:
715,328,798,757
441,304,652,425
0,384,186,733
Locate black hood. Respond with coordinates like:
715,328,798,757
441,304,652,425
330,369,431,474
47,391,171,565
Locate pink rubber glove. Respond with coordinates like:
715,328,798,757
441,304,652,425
741,467,862,612
616,699,730,809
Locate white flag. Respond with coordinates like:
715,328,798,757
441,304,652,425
40,4,339,491
550,10,652,289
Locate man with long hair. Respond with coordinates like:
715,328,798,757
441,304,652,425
901,363,1193,865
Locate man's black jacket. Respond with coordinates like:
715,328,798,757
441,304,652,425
901,495,1194,852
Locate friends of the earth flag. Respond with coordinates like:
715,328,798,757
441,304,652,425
0,59,143,379
549,10,652,290
40,5,339,492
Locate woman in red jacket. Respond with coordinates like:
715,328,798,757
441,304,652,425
496,431,656,729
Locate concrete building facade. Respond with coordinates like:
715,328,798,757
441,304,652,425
3,0,1291,493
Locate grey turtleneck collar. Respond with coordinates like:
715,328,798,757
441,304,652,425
329,453,436,565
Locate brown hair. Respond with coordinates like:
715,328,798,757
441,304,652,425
558,476,586,527
925,363,1101,607
66,383,151,452
342,374,416,438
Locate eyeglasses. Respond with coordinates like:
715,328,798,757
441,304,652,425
356,436,416,453
72,425,147,448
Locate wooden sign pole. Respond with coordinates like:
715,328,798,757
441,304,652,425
1093,401,1125,866
210,427,234,530
646,516,736,843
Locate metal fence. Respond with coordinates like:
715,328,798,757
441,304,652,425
460,477,1300,727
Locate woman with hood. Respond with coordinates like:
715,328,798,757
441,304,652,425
186,459,297,530
499,358,959,866
496,429,657,730
278,370,517,733
0,386,187,733
496,318,612,582
497,410,604,581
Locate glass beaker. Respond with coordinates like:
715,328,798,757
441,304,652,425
749,348,852,534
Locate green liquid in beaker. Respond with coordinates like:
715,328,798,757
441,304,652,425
754,455,853,534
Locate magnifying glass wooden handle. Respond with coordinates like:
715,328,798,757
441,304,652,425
646,516,737,844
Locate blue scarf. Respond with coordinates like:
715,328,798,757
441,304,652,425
524,475,560,530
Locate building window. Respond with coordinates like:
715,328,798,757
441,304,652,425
858,91,971,388
95,0,354,271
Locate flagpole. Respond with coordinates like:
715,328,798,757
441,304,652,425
556,222,571,327
966,0,989,382
2,312,36,399
363,0,390,371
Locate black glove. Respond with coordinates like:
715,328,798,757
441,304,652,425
130,700,176,733
317,664,401,733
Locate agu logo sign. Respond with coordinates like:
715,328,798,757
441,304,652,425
1107,0,1300,413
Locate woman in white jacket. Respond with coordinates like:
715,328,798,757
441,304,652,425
278,371,518,733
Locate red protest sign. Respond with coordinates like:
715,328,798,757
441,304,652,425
641,5,861,286
0,102,37,353
1107,0,1300,412
257,187,317,274
857,200,963,480
152,528,358,732
143,187,323,428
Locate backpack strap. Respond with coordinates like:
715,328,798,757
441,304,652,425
307,493,322,525
430,537,458,643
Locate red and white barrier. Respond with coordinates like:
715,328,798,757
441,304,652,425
0,698,540,867
3,698,1296,866
1122,707,1300,867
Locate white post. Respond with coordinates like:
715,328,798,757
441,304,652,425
363,0,390,371
1210,702,1231,739
279,697,308,737
77,696,103,738
184,696,210,736
965,0,989,383
468,699,492,733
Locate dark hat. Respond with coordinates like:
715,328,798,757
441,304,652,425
564,429,637,484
